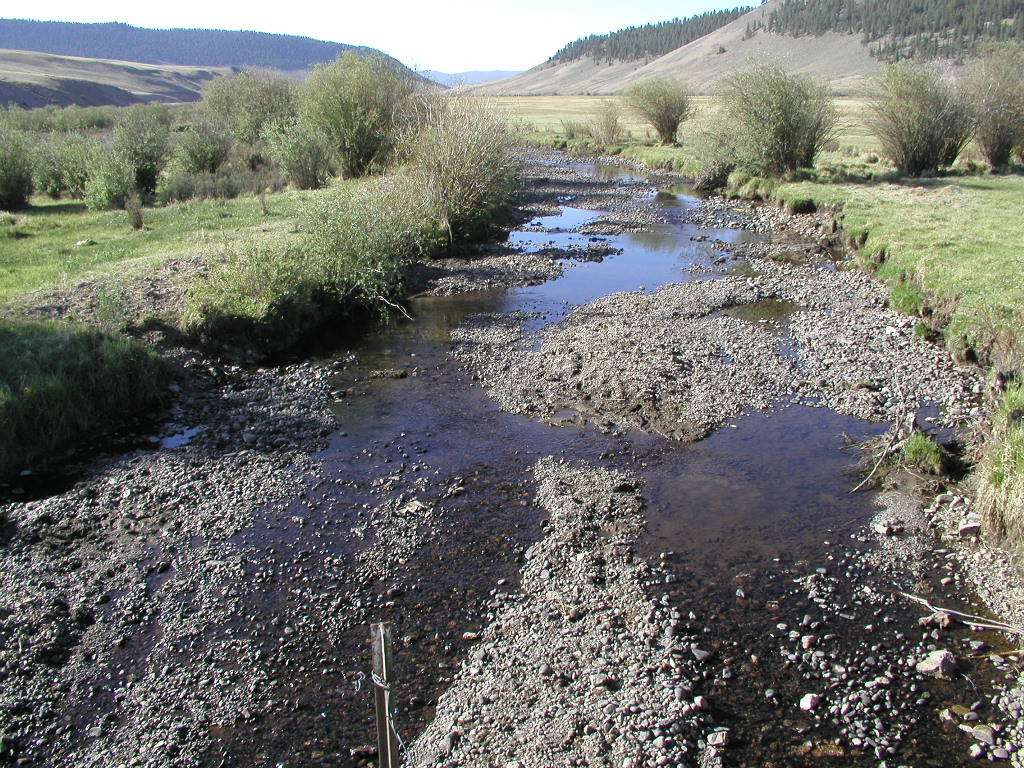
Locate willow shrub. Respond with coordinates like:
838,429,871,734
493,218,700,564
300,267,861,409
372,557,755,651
301,53,418,178
0,127,35,209
624,77,693,145
966,43,1024,171
867,62,973,176
33,132,99,199
201,68,298,146
717,63,838,177
408,94,519,242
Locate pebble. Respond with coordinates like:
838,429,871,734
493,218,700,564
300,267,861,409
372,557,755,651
800,693,821,712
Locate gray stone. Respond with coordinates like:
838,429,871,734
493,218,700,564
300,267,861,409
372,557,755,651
800,693,821,711
707,729,730,747
973,725,996,746
915,650,956,679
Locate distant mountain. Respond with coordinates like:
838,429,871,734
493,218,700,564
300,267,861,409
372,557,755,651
477,0,1024,96
0,18,403,72
0,48,229,108
423,70,521,87
550,7,752,64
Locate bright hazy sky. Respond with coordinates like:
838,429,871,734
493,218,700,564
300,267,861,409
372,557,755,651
21,0,734,73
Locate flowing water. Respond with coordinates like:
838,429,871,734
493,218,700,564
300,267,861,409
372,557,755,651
33,163,993,767
208,164,934,765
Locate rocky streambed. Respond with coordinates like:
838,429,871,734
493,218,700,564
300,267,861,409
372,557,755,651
1,150,1022,768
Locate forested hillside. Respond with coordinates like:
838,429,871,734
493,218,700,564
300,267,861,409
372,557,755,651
0,19,383,70
550,7,752,64
753,0,1024,59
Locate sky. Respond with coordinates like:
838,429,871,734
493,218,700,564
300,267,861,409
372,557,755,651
18,0,735,73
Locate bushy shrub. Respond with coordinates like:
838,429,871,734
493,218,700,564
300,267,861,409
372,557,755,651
587,100,624,146
717,63,838,176
156,170,219,204
113,104,172,194
623,77,693,145
303,172,440,298
85,152,137,210
202,69,298,145
408,95,519,242
51,105,116,133
867,62,973,176
966,43,1024,171
174,120,232,174
267,122,334,190
184,242,324,345
0,127,35,209
300,53,418,177
33,132,99,198
560,120,586,140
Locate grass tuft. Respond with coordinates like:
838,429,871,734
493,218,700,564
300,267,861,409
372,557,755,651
0,319,166,480
976,383,1024,546
899,430,944,475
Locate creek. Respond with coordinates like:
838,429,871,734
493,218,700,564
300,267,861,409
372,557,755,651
11,160,1001,768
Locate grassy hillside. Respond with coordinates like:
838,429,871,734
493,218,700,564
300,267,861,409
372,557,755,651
477,0,880,96
0,19,384,70
0,48,229,107
481,0,1022,96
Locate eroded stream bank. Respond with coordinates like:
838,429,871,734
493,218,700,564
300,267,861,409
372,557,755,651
0,150,1021,768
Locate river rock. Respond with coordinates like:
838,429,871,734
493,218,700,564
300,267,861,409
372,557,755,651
916,650,957,678
800,693,821,711
707,729,730,747
972,725,997,745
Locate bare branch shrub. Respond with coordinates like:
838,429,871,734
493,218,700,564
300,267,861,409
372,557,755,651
966,43,1024,171
718,63,837,176
867,62,973,176
408,93,520,242
624,77,693,145
587,100,624,146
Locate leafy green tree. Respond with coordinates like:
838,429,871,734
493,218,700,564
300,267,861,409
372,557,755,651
175,120,233,174
0,128,36,209
867,62,973,176
267,122,334,190
967,43,1024,170
718,63,838,176
623,77,693,144
113,104,172,194
300,53,418,178
202,69,298,145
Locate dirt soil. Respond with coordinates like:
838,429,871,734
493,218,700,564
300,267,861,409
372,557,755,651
1,149,1022,768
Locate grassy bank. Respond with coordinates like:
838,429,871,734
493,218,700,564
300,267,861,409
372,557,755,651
0,192,309,305
1,92,518,481
0,319,166,480
497,93,1024,548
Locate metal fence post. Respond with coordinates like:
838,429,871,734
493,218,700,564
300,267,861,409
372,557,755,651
371,622,400,768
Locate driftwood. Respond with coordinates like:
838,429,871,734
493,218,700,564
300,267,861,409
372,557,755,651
896,591,1024,637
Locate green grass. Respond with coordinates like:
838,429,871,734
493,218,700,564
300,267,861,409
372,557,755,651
0,191,313,304
977,382,1024,547
0,318,166,480
900,430,944,474
775,175,1024,359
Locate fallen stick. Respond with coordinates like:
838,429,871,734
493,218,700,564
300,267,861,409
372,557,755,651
896,591,1024,637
